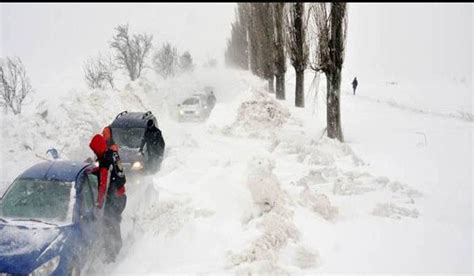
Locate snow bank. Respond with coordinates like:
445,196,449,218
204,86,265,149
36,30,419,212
216,88,290,139
0,77,162,190
229,154,301,274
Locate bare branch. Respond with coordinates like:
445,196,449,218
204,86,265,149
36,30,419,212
110,24,153,81
83,53,117,90
0,57,33,114
153,42,178,79
284,2,309,72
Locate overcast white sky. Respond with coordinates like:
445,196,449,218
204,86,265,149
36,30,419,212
344,3,472,85
1,3,472,96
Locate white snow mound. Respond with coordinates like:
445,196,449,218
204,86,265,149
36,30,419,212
222,88,290,139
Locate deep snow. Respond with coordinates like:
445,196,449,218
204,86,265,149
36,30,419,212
0,66,472,274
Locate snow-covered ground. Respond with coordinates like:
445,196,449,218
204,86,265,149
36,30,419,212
0,66,472,274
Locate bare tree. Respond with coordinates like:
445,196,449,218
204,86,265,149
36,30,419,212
285,2,309,107
153,42,178,79
272,3,287,99
110,24,153,81
83,53,116,90
0,57,33,115
310,3,348,141
244,4,276,92
255,3,276,93
225,4,249,70
247,4,262,76
179,51,194,73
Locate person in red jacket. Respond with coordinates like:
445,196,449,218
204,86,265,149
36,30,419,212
102,126,119,152
89,134,127,263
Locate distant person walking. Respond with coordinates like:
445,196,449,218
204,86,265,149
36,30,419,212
352,77,358,95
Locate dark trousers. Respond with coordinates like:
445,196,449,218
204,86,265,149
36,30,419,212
103,195,127,262
145,150,163,173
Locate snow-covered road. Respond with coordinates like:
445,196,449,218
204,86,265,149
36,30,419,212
107,121,266,274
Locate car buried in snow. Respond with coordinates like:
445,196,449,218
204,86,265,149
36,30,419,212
177,92,215,122
110,111,162,174
0,160,102,275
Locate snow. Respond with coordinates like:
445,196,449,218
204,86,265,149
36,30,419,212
0,64,472,274
0,225,60,256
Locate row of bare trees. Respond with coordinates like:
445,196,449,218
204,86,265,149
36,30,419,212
225,3,347,141
84,24,194,90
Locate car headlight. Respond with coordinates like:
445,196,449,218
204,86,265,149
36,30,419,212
30,256,60,276
131,161,143,170
179,110,185,115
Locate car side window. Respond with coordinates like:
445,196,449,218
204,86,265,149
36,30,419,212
81,176,94,212
87,173,98,201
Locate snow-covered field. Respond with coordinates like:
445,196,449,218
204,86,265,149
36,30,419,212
0,66,472,274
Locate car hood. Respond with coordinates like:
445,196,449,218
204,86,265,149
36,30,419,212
180,104,201,111
119,146,144,164
0,223,72,274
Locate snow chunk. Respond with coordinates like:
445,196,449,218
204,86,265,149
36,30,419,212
299,187,338,220
372,203,420,219
246,154,282,213
294,245,320,269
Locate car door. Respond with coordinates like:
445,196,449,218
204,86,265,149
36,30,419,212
78,172,99,248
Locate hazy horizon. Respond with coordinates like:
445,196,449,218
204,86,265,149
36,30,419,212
1,3,472,97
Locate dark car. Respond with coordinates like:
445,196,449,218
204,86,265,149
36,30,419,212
0,160,101,275
110,111,161,174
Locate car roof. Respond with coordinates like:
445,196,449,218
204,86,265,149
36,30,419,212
18,161,90,182
183,96,200,102
111,111,155,128
192,94,207,99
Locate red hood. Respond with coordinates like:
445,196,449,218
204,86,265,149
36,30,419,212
89,134,108,159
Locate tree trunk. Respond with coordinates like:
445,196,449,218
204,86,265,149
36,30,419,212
268,76,274,93
326,71,343,142
273,3,286,100
275,74,285,100
325,2,346,142
295,69,304,107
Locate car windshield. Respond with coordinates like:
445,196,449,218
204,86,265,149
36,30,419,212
112,127,145,149
0,178,73,224
183,98,199,105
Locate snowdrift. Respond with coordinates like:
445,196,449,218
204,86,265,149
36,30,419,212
213,87,290,139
